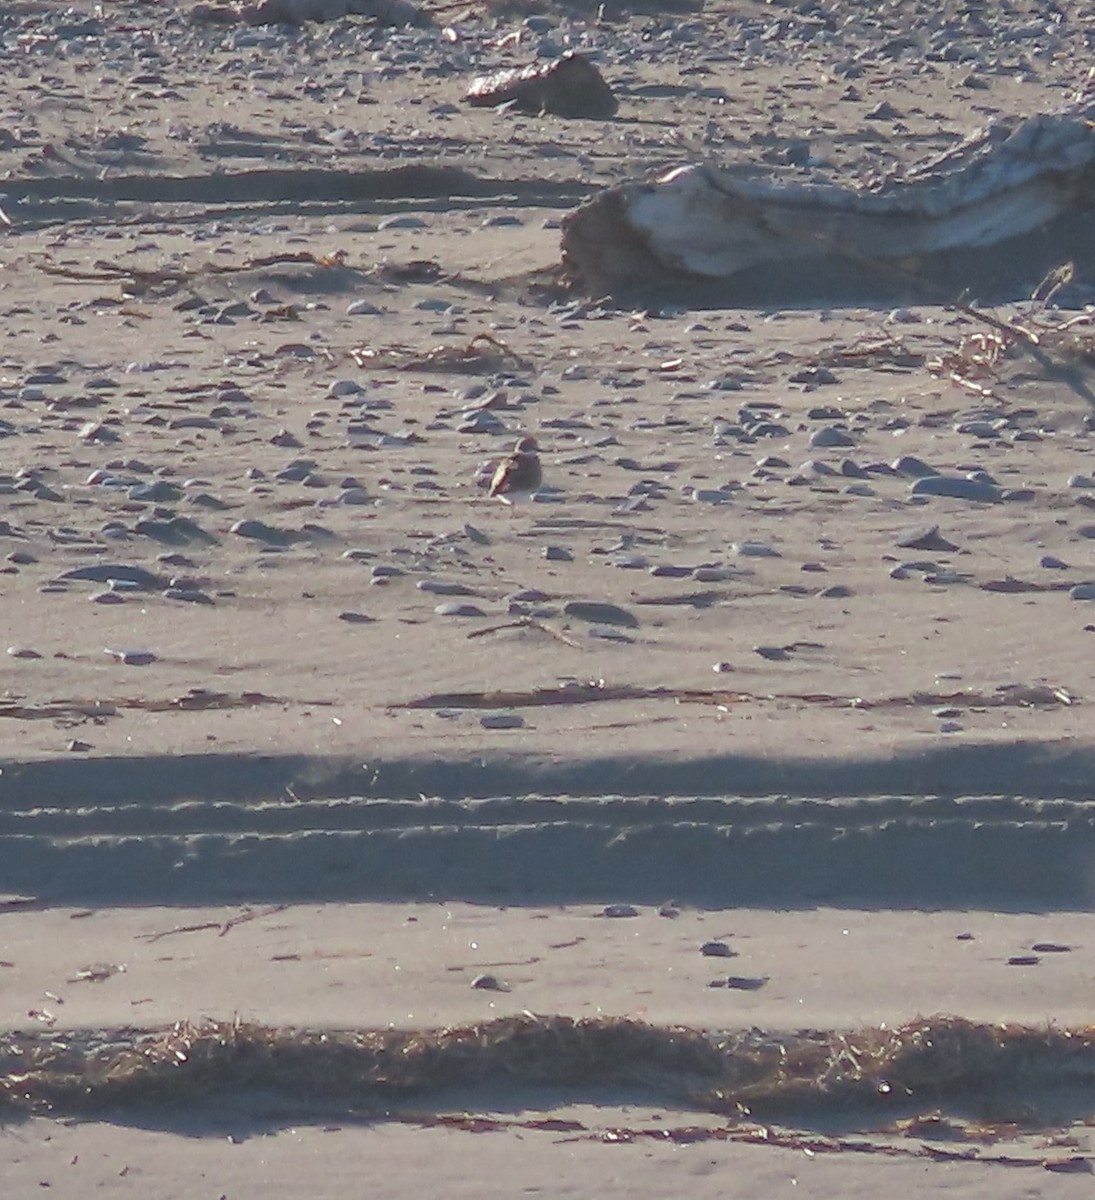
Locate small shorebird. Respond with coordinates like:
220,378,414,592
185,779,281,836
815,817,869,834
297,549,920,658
488,436,542,506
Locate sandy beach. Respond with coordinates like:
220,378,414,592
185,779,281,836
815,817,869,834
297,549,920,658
3,0,1095,1192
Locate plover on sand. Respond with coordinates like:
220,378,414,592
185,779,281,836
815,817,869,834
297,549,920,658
488,436,542,506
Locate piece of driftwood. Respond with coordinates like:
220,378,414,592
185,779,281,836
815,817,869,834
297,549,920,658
560,111,1095,300
466,52,618,120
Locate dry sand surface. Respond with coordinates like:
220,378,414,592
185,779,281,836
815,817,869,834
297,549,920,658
3,0,1095,1194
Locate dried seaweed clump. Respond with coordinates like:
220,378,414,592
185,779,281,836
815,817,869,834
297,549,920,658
4,1014,1095,1123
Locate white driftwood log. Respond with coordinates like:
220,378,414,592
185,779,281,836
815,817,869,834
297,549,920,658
560,112,1095,294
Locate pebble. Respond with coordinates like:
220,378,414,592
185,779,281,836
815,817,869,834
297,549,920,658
60,564,162,590
479,712,524,729
136,517,218,547
732,540,780,558
459,409,506,434
129,481,183,503
700,941,737,957
418,580,475,596
810,425,855,448
563,600,638,628
7,646,42,659
601,904,639,918
164,586,214,604
327,379,363,397
754,645,790,661
895,525,958,552
543,545,573,562
910,476,1002,503
231,519,298,546
435,602,486,617
893,455,938,478
1070,584,1095,600
378,215,426,230
346,299,384,316
587,626,635,643
955,420,1001,438
105,648,157,666
470,973,508,990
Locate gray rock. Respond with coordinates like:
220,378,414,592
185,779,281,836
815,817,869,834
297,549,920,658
129,481,184,503
479,712,524,729
435,602,486,617
136,517,219,546
231,519,300,546
564,600,638,627
60,564,163,590
810,425,855,448
893,455,938,478
601,904,639,918
418,580,475,596
895,525,959,552
164,588,215,605
910,476,1001,502
7,646,42,659
346,299,385,315
587,625,635,642
105,648,157,666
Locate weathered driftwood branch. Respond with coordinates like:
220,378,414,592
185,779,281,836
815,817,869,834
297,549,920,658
561,112,1095,300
